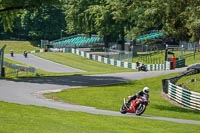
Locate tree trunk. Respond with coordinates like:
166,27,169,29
119,29,125,51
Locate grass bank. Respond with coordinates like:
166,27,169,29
44,73,200,121
0,41,38,54
35,52,135,75
176,73,200,93
0,101,199,133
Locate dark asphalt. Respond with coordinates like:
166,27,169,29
1,53,200,125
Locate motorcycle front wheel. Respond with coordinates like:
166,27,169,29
120,104,127,114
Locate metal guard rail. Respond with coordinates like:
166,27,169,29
168,81,200,111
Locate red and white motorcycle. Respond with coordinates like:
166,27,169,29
120,95,149,115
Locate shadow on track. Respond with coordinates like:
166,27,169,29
4,75,129,87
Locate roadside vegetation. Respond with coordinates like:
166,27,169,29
132,50,199,66
44,73,200,121
0,41,38,54
1,0,200,132
1,41,200,132
176,73,200,93
1,41,134,78
35,52,135,75
0,101,199,133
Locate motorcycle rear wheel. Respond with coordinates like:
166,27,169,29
135,104,146,116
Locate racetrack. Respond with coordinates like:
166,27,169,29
5,54,85,73
1,53,200,125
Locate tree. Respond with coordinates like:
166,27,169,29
20,5,66,40
65,0,130,49
126,0,200,42
0,0,63,31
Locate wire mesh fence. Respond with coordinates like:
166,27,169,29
104,48,133,63
4,61,36,77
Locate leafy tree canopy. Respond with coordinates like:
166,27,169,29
0,0,63,31
65,0,200,43
1,0,200,44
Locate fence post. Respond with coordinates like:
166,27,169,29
162,79,169,93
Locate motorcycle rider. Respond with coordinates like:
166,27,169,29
23,50,28,58
10,50,14,57
126,87,150,107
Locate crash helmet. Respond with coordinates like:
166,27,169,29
143,87,149,94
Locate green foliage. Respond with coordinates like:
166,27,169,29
65,0,200,42
35,52,134,74
0,40,38,53
20,5,66,40
1,0,200,44
176,73,200,93
44,73,200,120
0,0,63,32
1,101,200,133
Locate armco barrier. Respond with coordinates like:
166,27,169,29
168,81,200,110
162,64,200,110
31,48,170,71
69,48,167,71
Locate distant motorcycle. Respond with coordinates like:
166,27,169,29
10,52,14,57
23,52,28,58
138,64,148,71
10,50,14,57
120,95,149,115
136,62,148,71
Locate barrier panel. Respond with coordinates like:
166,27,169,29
162,64,200,110
176,58,185,68
64,48,168,71
168,81,200,110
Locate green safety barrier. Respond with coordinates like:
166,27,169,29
176,58,185,68
67,48,169,71
168,82,200,110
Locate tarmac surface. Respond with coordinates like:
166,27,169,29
5,54,85,72
1,53,200,125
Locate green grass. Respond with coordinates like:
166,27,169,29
1,40,134,77
0,101,199,133
0,40,39,54
1,40,200,132
44,73,200,121
176,73,200,93
0,41,42,78
3,57,40,78
34,52,134,75
132,50,200,66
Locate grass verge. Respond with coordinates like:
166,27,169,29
34,52,135,75
44,73,200,121
0,40,39,54
0,101,199,133
176,73,200,93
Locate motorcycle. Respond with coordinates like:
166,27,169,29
120,95,149,115
138,64,148,72
10,50,14,57
136,62,148,72
24,52,28,58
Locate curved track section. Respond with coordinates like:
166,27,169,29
4,54,85,73
1,54,200,125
